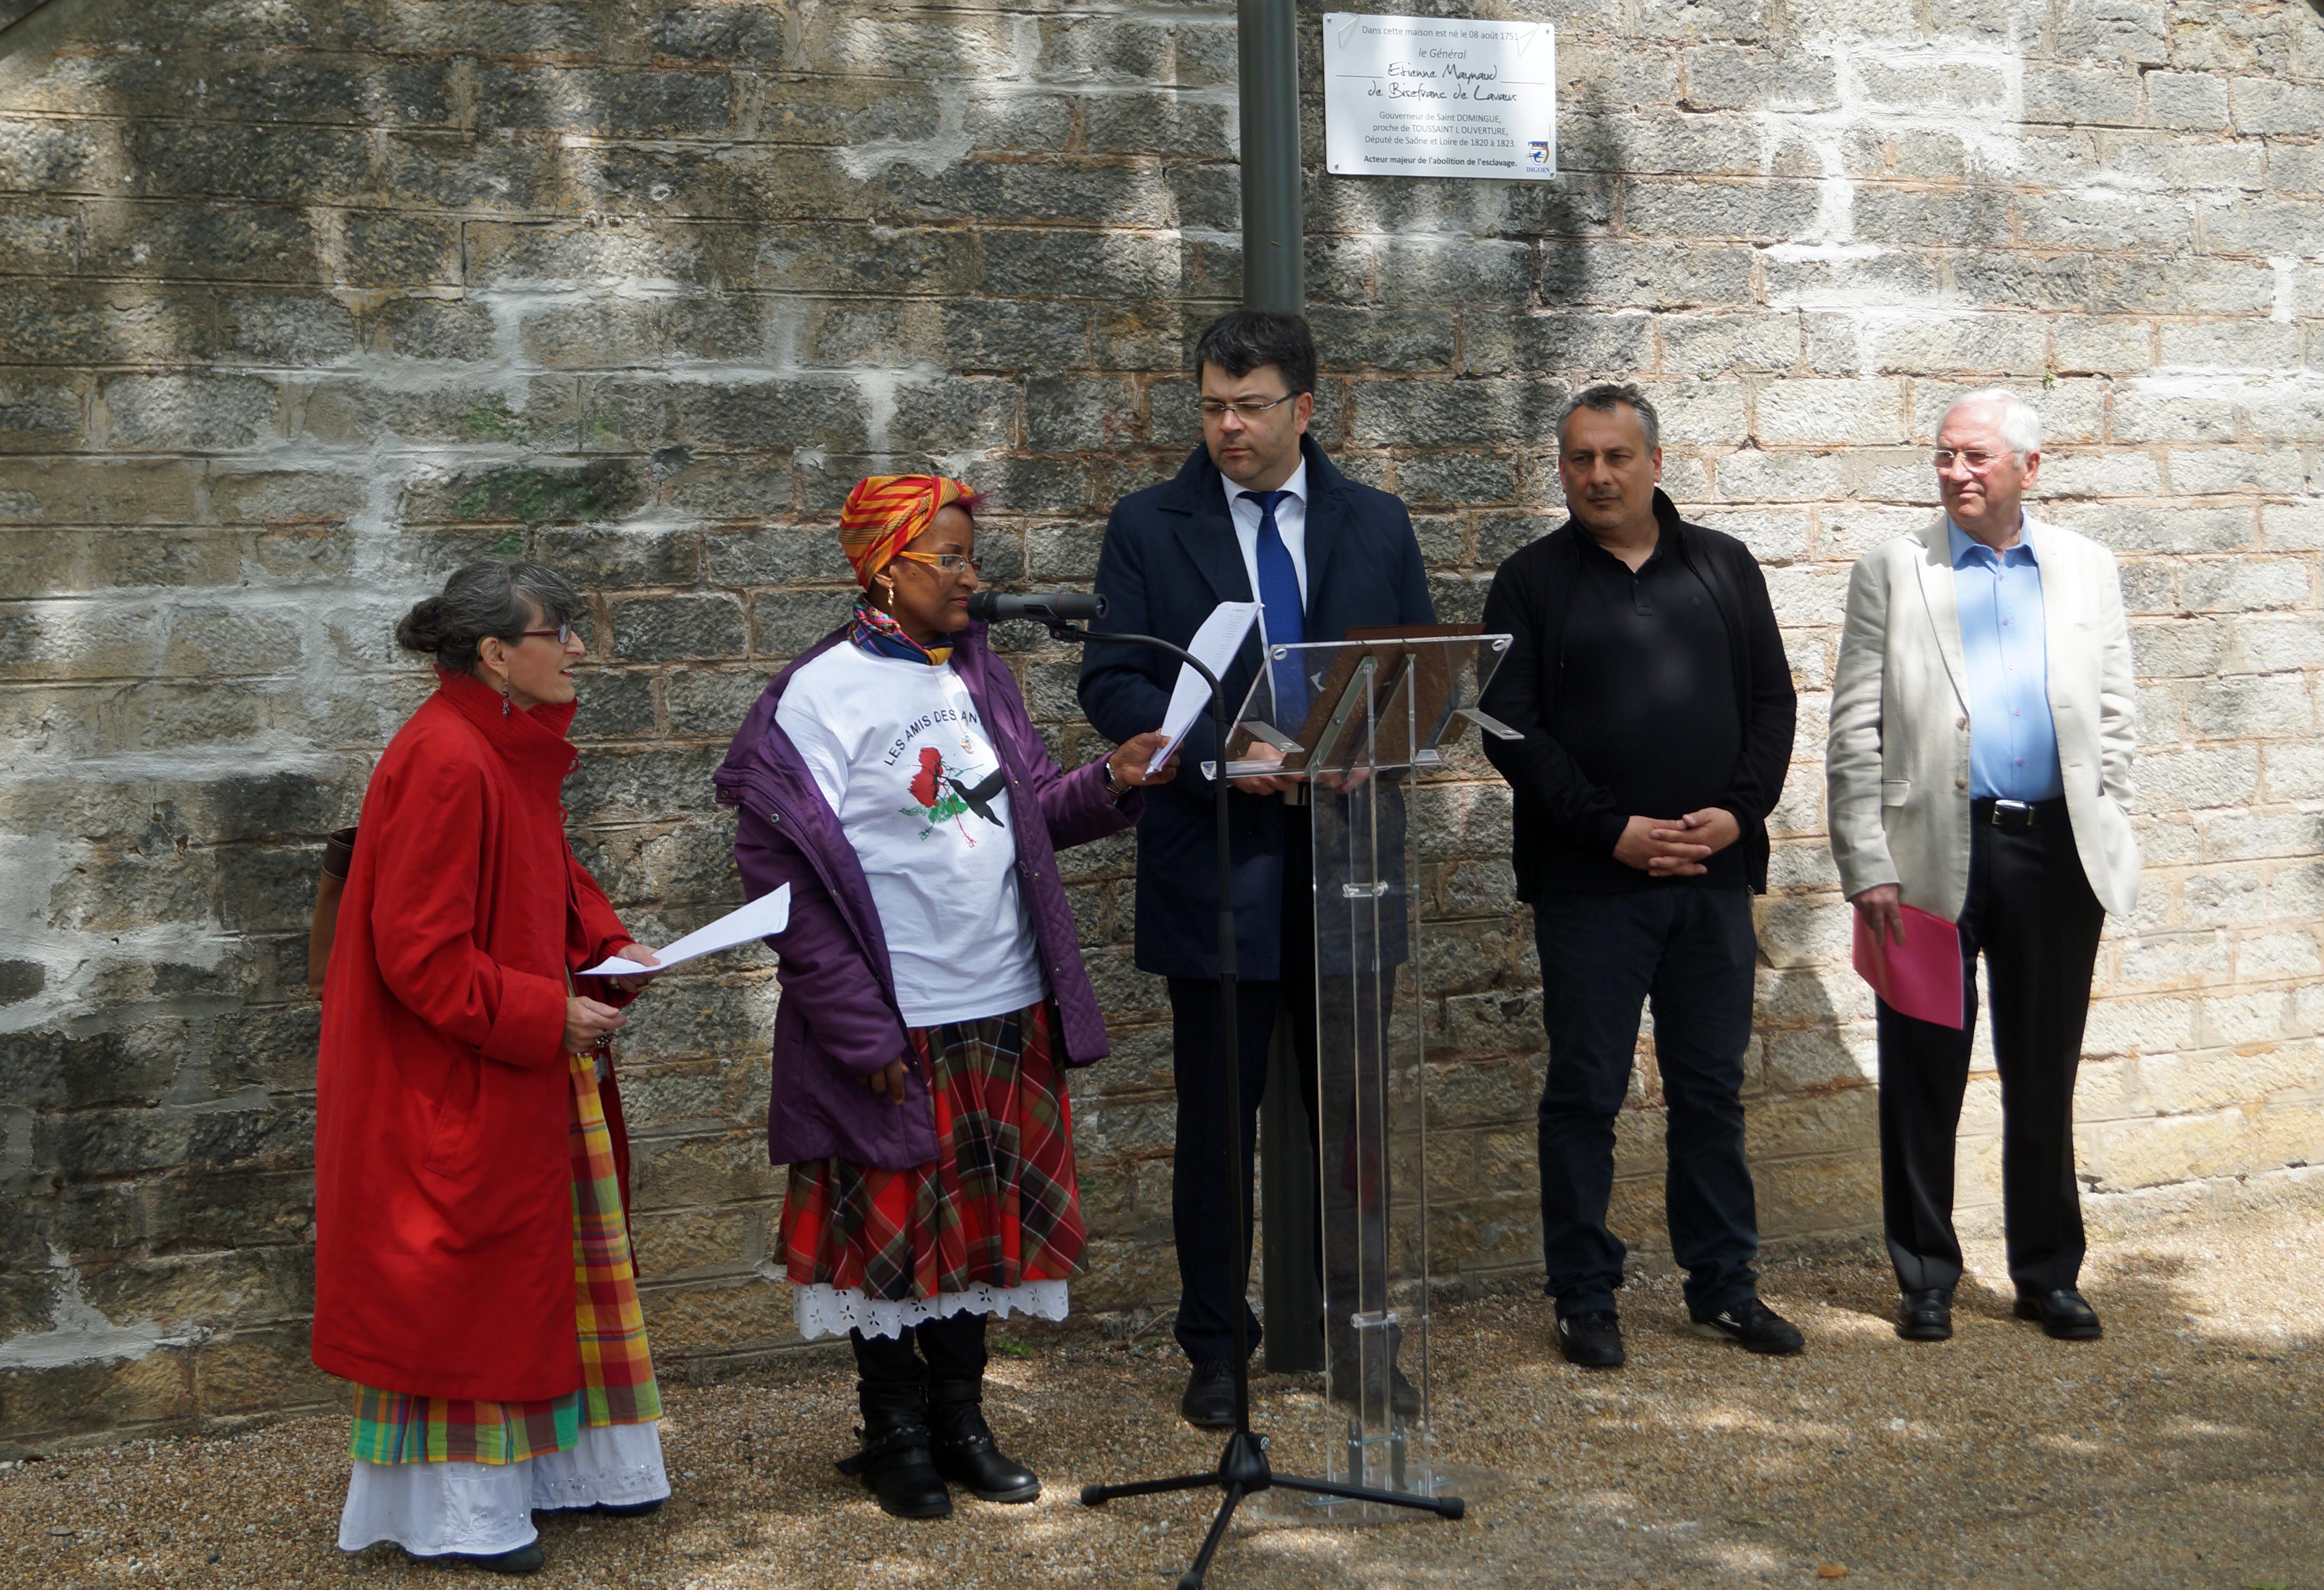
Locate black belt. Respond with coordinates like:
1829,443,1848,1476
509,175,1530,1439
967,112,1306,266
1973,796,2067,829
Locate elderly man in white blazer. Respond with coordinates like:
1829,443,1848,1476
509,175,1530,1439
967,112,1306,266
1828,389,2138,1347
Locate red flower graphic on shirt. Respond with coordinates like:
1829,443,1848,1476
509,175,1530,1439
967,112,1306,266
910,747,942,809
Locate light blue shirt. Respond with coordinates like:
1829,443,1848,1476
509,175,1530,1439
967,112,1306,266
1949,519,2064,802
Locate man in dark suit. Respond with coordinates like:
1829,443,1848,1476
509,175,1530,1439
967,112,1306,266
1079,310,1434,1427
1480,383,1801,1369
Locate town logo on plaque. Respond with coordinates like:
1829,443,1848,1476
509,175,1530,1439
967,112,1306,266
1323,13,1556,180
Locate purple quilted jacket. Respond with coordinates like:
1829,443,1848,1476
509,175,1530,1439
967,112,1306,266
712,621,1139,1170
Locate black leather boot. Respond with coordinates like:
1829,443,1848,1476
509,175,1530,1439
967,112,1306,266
836,1385,952,1520
928,1379,1040,1503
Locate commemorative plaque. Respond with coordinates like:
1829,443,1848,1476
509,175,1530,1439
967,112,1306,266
1322,13,1557,180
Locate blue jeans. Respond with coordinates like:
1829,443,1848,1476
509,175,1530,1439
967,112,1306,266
1533,887,1762,1320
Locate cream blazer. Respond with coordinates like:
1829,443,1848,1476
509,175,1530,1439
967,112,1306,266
1827,515,2140,922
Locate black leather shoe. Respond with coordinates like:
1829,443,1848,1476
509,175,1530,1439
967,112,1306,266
1327,1355,1424,1418
929,1386,1040,1502
404,1542,544,1575
1897,1289,1954,1342
2014,1288,2102,1340
836,1411,953,1519
1556,1310,1626,1368
1690,1297,1806,1356
1179,1358,1239,1430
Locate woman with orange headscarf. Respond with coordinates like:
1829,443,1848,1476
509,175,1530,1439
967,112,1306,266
713,478,1178,1519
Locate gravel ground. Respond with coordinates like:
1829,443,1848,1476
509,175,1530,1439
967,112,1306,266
6,1207,2320,1590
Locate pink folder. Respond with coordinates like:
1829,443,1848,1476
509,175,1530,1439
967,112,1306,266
1853,903,1966,1029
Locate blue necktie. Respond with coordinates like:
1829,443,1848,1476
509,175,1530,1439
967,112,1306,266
1240,489,1307,727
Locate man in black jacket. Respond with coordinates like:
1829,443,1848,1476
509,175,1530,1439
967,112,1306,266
1479,383,1801,1369
1079,310,1434,1426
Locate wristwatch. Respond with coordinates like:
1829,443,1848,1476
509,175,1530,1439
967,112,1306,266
1103,757,1129,798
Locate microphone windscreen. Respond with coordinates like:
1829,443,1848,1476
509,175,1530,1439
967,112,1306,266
966,591,1106,623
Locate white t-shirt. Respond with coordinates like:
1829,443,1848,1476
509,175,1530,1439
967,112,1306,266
774,643,1047,1027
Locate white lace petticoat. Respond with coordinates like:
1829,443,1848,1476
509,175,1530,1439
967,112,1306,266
791,1279,1070,1341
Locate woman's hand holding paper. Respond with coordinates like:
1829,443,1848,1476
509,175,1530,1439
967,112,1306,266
604,943,663,995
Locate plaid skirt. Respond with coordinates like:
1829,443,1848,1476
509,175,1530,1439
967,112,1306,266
781,1000,1085,1306
347,1051,662,1465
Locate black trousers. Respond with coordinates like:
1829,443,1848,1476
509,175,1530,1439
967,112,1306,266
1533,886,1763,1320
1877,802,2105,1296
1166,806,1322,1364
850,1311,987,1405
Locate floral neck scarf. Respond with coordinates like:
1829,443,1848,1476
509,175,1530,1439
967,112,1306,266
847,592,953,667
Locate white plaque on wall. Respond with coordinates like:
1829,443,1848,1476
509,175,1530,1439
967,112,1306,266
1322,13,1556,180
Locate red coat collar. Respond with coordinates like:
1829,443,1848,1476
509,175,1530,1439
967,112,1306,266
436,668,580,793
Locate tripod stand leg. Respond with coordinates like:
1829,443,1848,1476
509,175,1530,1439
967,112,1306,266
1174,1481,1247,1590
1080,1471,1220,1507
1270,1473,1466,1520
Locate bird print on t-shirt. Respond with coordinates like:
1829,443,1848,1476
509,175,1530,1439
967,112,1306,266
900,746,1006,843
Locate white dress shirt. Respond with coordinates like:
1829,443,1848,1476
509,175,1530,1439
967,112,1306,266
1220,459,1310,636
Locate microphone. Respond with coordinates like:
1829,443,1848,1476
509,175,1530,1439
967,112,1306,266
965,590,1106,625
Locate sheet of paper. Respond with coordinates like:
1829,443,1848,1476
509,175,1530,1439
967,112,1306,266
580,884,791,977
1148,601,1262,775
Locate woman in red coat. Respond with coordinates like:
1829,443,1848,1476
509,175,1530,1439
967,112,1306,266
314,561,668,1574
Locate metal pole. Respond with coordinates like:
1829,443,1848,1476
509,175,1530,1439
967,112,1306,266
1239,0,1324,1376
1237,0,1304,312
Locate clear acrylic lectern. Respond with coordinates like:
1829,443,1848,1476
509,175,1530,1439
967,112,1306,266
1208,627,1515,1517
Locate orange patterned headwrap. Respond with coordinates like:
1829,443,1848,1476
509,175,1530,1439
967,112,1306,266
836,474,977,589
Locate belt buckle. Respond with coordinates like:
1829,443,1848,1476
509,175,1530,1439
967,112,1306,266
1991,799,2035,828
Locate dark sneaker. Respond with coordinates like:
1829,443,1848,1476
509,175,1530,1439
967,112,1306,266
1690,1297,1806,1355
1556,1310,1626,1368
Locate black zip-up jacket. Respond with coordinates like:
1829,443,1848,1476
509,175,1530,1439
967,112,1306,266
1478,490,1797,899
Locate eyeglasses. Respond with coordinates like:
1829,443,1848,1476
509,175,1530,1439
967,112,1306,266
1198,393,1299,422
518,623,585,646
890,550,983,574
1932,448,2015,473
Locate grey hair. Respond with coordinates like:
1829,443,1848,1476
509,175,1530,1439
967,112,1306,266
1556,382,1660,453
1940,388,2043,457
394,560,581,672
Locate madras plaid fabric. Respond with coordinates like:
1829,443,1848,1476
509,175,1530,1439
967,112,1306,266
782,1001,1085,1300
348,1052,661,1464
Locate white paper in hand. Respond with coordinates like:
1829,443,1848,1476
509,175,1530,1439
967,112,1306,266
1148,601,1261,775
580,884,791,977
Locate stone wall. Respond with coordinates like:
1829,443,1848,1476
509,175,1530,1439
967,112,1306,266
3,0,2321,1453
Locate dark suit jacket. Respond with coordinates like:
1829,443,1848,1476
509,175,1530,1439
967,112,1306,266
1478,489,1797,901
1079,437,1435,980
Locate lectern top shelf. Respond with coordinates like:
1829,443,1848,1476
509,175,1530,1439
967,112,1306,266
1207,627,1514,783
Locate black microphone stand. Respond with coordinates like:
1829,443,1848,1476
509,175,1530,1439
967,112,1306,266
1037,617,1464,1590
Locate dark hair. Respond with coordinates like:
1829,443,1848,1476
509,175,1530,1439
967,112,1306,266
1557,382,1661,452
1193,309,1317,397
395,560,582,672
